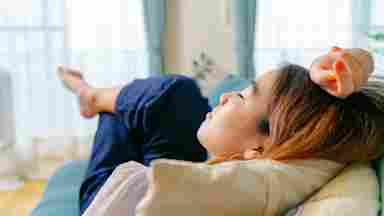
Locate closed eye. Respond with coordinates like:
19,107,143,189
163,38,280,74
237,93,244,99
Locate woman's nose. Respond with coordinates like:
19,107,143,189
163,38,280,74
219,92,234,106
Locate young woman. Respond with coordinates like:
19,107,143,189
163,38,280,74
58,47,384,215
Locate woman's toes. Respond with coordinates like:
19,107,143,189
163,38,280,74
57,66,86,93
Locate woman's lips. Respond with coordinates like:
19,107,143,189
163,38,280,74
206,112,213,120
206,107,220,120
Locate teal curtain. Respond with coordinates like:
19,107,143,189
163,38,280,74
351,0,371,48
231,0,257,79
143,0,166,76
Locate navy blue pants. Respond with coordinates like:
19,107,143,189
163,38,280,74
79,75,211,214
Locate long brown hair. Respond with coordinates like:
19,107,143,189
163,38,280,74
262,64,384,164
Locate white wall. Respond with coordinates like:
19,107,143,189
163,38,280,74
164,0,235,74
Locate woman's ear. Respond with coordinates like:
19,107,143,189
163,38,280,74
257,117,270,135
243,147,263,160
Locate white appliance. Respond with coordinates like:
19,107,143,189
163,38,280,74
0,68,23,190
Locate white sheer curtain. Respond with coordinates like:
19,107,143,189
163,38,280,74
255,0,353,75
0,0,148,177
66,0,148,142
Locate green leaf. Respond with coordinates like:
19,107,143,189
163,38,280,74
368,32,384,41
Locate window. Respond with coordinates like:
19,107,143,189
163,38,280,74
0,0,147,158
66,0,148,87
0,0,67,138
255,0,353,74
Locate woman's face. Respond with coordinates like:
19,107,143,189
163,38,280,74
197,71,276,159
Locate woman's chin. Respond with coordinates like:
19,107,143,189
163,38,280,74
197,130,208,149
196,130,212,153
197,120,208,139
196,122,226,156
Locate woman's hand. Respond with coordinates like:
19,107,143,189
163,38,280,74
310,47,354,98
310,47,374,98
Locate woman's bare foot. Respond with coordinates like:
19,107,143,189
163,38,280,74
57,66,99,118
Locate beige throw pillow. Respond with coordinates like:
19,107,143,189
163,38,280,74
136,159,342,216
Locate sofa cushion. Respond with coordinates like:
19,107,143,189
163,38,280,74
31,160,88,216
284,163,380,216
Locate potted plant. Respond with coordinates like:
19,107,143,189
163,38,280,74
368,31,384,74
368,32,384,55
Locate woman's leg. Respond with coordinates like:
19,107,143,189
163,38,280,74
59,66,211,164
113,74,211,165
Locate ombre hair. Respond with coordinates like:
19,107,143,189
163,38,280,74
262,63,384,164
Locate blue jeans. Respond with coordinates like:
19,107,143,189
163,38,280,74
79,75,211,214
